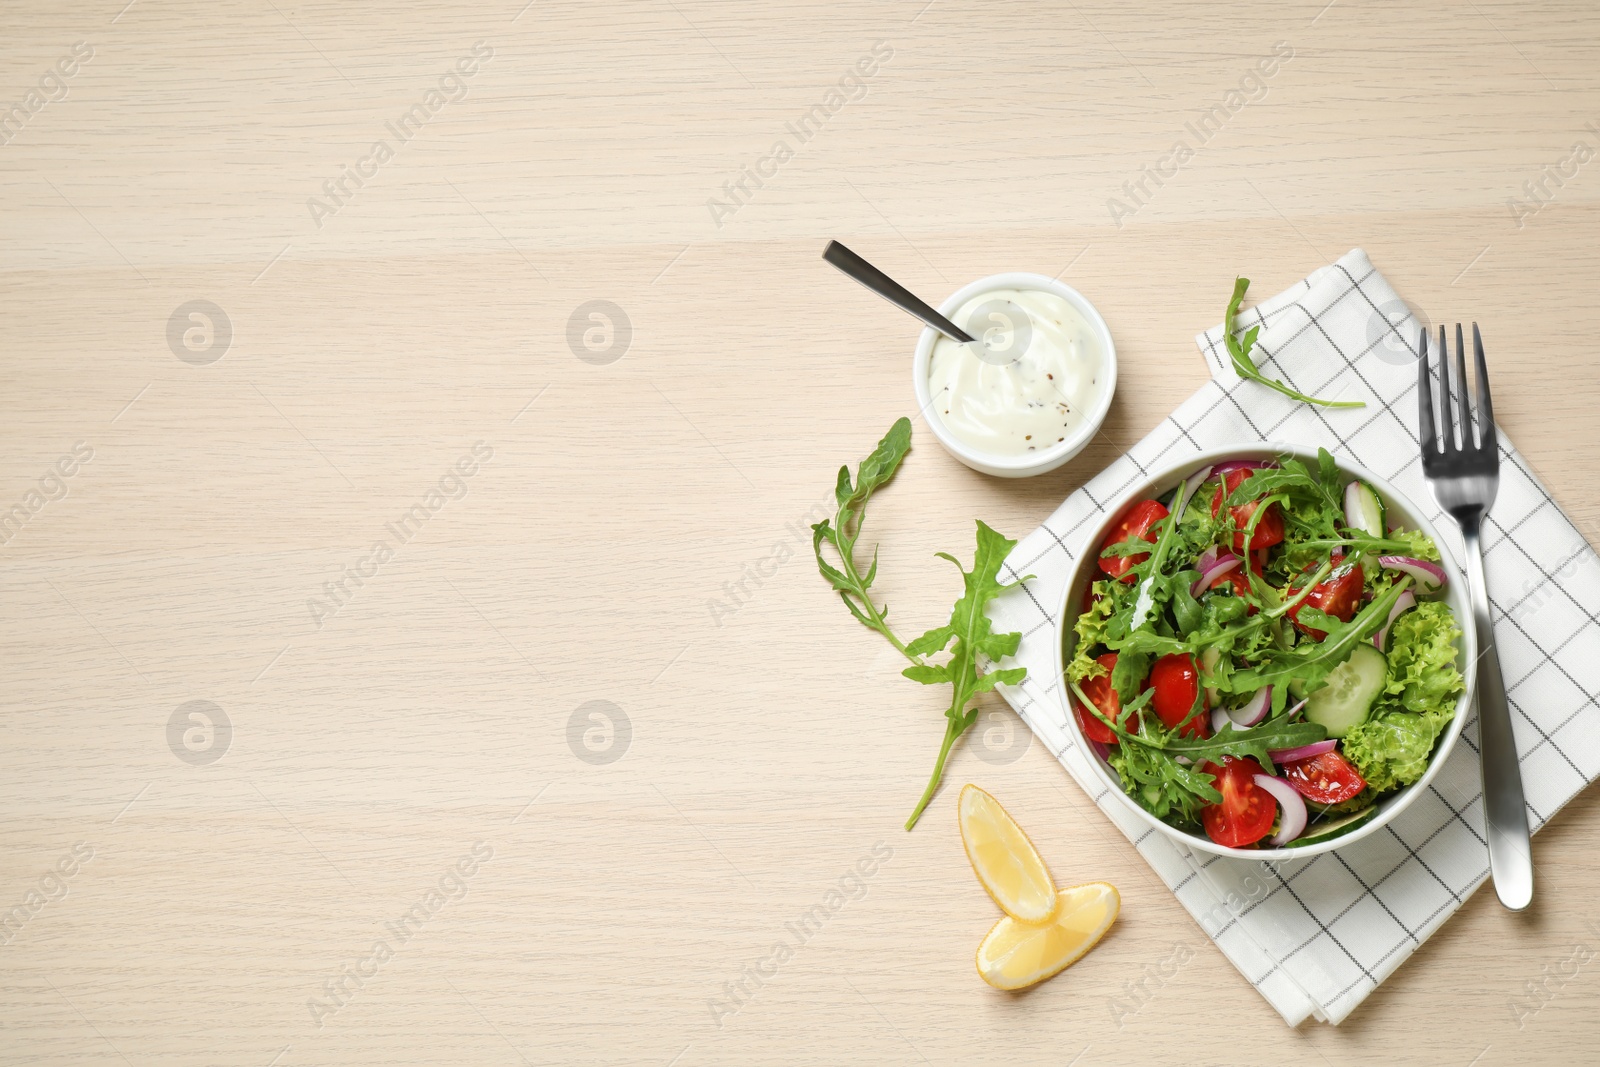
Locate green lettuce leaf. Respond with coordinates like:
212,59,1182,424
1341,707,1454,794
1341,601,1464,792
1065,581,1116,685
1383,601,1465,716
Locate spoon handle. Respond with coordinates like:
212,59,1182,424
823,240,975,343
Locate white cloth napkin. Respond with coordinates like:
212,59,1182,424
989,249,1600,1025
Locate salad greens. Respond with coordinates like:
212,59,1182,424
1223,278,1365,410
1341,603,1464,792
811,418,1030,830
1068,447,1465,848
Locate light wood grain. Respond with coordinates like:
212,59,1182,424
4,0,1600,1062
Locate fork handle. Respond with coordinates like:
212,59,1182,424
1462,516,1534,910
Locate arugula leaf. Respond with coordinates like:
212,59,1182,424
1170,571,1205,636
1109,648,1152,704
1227,452,1341,515
902,521,1030,829
1129,476,1200,631
1145,719,1328,768
1230,577,1413,692
811,418,915,658
1089,687,1324,826
1223,279,1364,409
1074,680,1327,772
1108,740,1219,824
1283,531,1440,569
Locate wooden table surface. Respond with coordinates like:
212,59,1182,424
6,1,1600,1063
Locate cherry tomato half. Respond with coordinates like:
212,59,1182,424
1282,749,1367,805
1288,555,1365,640
1098,499,1169,584
1200,756,1276,848
1210,469,1285,553
1144,653,1208,738
1073,653,1121,744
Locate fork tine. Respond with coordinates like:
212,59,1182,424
1435,324,1455,451
1472,323,1498,457
1453,323,1474,450
1418,327,1436,456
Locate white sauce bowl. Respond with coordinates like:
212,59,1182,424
912,272,1116,478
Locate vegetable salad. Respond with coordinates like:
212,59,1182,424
1065,450,1465,849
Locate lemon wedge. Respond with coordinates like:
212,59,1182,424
958,784,1057,923
975,881,1120,991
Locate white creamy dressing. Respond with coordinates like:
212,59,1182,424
927,287,1108,457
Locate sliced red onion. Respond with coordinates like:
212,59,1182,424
1212,459,1275,476
1233,686,1271,726
1284,697,1308,721
1190,552,1241,597
1172,465,1214,524
1211,686,1271,732
1195,545,1221,574
1377,556,1447,593
1254,773,1308,847
1269,738,1338,764
1372,589,1417,650
1089,739,1111,762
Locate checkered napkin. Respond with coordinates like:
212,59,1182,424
989,248,1600,1025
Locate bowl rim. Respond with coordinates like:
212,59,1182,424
1049,442,1477,861
911,272,1117,477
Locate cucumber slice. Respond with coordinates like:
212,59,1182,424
1344,480,1386,538
1303,643,1388,737
1285,804,1379,848
1308,793,1379,817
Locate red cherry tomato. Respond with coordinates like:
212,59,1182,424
1288,556,1365,640
1282,749,1367,805
1210,469,1285,553
1073,653,1121,744
1200,756,1276,848
1144,653,1208,738
1098,499,1169,584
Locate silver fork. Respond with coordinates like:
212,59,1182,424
1418,323,1532,911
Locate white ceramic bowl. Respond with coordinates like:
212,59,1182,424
1052,443,1477,860
912,272,1116,478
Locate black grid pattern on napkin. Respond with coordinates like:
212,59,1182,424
989,250,1600,1024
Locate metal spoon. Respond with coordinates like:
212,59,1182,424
823,240,1013,364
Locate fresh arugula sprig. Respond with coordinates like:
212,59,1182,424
1230,576,1414,692
811,419,1031,830
1224,279,1364,409
1077,684,1329,824
1227,450,1343,515
1070,682,1329,772
900,522,1030,829
811,418,917,661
